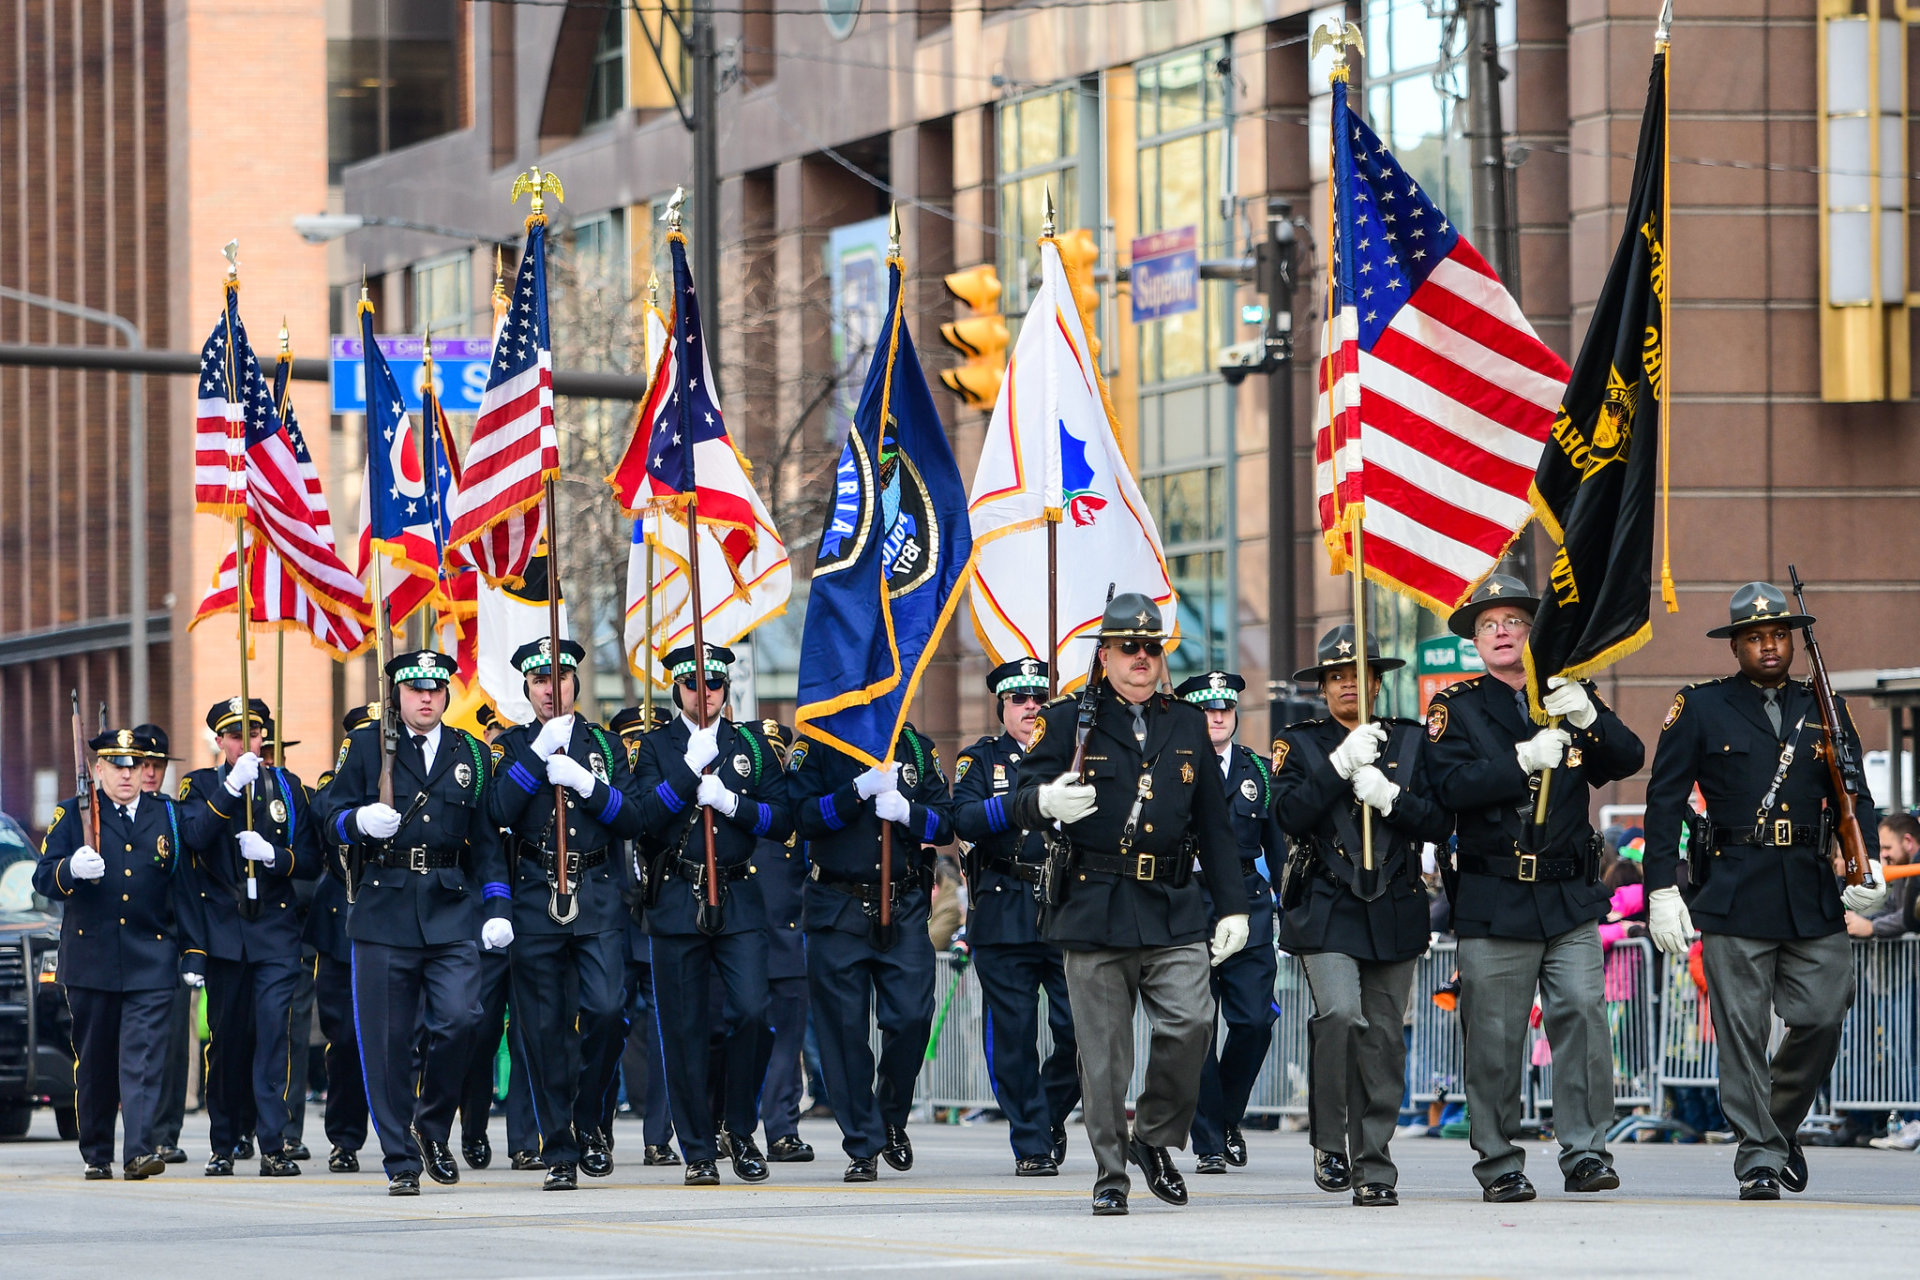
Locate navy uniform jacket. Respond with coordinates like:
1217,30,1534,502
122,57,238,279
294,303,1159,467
754,836,808,979
35,794,185,992
1212,742,1283,951
176,763,321,966
1425,675,1645,941
1010,689,1249,950
488,715,647,937
302,773,351,963
317,724,510,948
632,714,792,937
789,725,953,936
1644,675,1876,940
950,732,1047,948
1272,718,1447,963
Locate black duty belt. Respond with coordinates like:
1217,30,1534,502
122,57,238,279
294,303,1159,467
1456,850,1581,883
810,867,913,904
673,856,752,884
1713,822,1821,850
982,854,1044,885
1076,848,1192,886
515,841,608,873
376,846,461,872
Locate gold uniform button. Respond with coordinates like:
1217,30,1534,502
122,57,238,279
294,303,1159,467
125,868,133,877
123,894,130,902
569,828,576,836
119,918,126,925
125,844,133,852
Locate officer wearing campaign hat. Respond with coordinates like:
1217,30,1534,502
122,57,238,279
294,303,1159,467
175,697,319,1178
34,728,189,1180
1643,581,1882,1200
631,641,791,1185
486,634,644,1190
1172,669,1283,1178
1425,577,1644,1204
1011,591,1250,1215
1272,625,1446,1206
951,657,1079,1176
313,649,509,1194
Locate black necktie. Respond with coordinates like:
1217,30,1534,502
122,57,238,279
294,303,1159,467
115,804,130,825
1762,687,1783,738
410,733,429,771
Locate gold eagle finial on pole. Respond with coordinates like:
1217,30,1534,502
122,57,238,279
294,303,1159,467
510,166,565,220
1311,21,1367,80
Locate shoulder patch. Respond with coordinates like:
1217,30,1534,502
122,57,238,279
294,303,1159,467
1663,693,1684,731
1029,715,1047,748
1271,738,1290,772
787,740,811,773
1426,703,1449,742
335,736,352,773
47,804,65,834
954,755,973,783
177,777,193,801
489,743,506,768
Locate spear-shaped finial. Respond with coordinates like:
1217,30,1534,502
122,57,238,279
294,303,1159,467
223,239,240,285
278,317,291,359
1655,0,1673,47
887,202,902,259
1041,186,1056,239
662,187,687,233
647,272,660,308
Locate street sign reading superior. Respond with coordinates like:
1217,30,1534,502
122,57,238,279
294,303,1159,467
330,335,493,414
1129,226,1199,323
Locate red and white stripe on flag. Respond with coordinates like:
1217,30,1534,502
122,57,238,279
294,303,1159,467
192,535,370,659
193,314,247,519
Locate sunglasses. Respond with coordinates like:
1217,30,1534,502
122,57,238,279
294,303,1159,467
1116,640,1164,657
1004,692,1044,706
676,674,726,691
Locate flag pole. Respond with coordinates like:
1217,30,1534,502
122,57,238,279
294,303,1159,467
359,281,398,813
219,242,260,916
273,319,291,771
1041,187,1062,701
641,272,661,730
877,204,911,936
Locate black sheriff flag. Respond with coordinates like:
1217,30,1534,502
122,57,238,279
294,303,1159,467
1524,46,1674,717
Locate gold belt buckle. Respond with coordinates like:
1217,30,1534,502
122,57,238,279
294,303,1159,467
1773,819,1793,847
1136,853,1155,881
1516,853,1538,883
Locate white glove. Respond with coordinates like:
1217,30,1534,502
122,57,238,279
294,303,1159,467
1515,727,1571,773
532,714,574,762
222,751,261,797
1210,914,1250,967
682,724,720,774
69,846,106,881
183,971,206,989
481,918,515,950
237,829,276,864
854,763,900,799
1842,862,1888,915
546,752,597,799
1037,772,1098,824
1351,765,1399,816
696,773,740,816
874,790,912,825
355,803,402,840
1648,886,1694,955
1329,722,1387,779
1542,677,1598,730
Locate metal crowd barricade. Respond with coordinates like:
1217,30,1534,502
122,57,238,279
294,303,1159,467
1829,934,1920,1113
1406,940,1463,1108
1526,937,1659,1117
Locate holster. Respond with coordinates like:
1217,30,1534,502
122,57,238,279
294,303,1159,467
1278,836,1315,912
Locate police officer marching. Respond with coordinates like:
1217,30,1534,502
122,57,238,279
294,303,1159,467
1177,669,1282,1177
1274,626,1450,1207
306,704,373,1174
1424,575,1644,1203
951,657,1079,1177
130,724,194,1168
1642,582,1885,1200
488,638,646,1191
749,717,814,1167
632,642,790,1185
1011,593,1251,1216
35,728,189,1181
318,652,512,1195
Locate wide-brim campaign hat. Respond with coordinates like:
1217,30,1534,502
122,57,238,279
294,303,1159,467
987,657,1050,697
1707,580,1815,638
90,727,146,769
511,637,586,675
386,648,457,687
206,697,271,735
1293,624,1406,683
1097,592,1166,641
1447,573,1541,639
1174,670,1247,709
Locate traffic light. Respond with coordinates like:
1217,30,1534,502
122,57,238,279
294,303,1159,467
1055,228,1102,360
938,263,1009,411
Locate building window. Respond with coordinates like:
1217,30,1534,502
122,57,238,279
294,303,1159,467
411,252,471,337
327,0,468,183
995,80,1102,321
585,4,627,127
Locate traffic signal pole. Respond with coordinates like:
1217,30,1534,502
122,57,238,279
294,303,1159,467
692,0,720,373
1261,201,1302,730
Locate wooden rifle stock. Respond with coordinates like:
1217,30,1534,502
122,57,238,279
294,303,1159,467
1788,566,1868,887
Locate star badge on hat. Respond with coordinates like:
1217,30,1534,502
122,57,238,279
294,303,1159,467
1336,638,1353,655
1486,580,1504,595
1134,609,1151,627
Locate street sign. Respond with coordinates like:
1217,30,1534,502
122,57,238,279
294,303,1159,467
1129,225,1199,323
329,335,494,415
1415,633,1485,713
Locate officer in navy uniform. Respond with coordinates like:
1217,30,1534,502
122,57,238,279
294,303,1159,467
1424,575,1644,1203
131,724,193,1166
951,657,1078,1177
1011,594,1251,1217
1643,581,1885,1200
1177,670,1282,1176
35,729,187,1180
789,719,954,1182
488,637,647,1191
177,697,320,1178
305,704,371,1174
749,720,814,1165
1274,626,1450,1207
318,651,512,1195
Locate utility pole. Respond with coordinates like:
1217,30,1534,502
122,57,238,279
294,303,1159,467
1258,200,1303,732
691,0,721,375
1464,0,1513,285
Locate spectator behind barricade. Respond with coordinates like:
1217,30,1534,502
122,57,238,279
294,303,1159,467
1848,814,1920,939
928,849,965,950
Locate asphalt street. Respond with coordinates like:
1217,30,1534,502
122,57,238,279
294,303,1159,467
4,1109,1918,1278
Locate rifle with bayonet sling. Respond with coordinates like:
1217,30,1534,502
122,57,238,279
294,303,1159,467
1787,565,1870,888
1039,583,1114,909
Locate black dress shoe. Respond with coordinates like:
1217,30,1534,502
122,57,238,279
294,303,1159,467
1352,1182,1399,1207
84,1164,113,1181
1563,1157,1619,1193
413,1127,459,1185
1050,1122,1069,1165
1091,1188,1129,1216
156,1145,187,1165
768,1135,814,1162
1126,1136,1188,1206
124,1153,166,1180
388,1172,420,1197
1739,1168,1783,1201
1312,1149,1352,1192
510,1150,546,1171
1781,1141,1808,1193
1194,1153,1228,1175
844,1156,878,1183
204,1154,233,1177
463,1135,493,1170
543,1162,578,1191
234,1136,255,1160
684,1159,720,1186
1482,1171,1536,1203
259,1148,302,1177
728,1134,770,1183
642,1144,681,1167
580,1129,613,1178
1014,1155,1059,1177
1224,1127,1248,1168
284,1142,311,1162
881,1124,913,1171
328,1148,359,1173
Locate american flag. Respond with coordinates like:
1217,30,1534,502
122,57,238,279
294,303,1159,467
447,222,557,586
1315,79,1570,614
192,289,248,518
192,529,371,660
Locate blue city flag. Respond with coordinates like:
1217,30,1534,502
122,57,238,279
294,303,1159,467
794,256,974,767
358,300,436,564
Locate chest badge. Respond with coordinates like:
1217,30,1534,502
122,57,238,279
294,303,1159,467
589,752,609,783
269,798,289,825
993,764,1007,787
1180,762,1195,785
454,761,474,790
156,834,171,858
901,762,920,790
1240,778,1259,801
1566,748,1584,769
733,753,752,777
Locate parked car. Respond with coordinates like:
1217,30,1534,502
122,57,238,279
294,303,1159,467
0,812,73,1139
